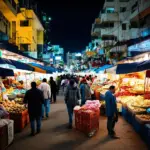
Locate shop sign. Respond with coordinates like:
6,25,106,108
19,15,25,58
128,39,150,52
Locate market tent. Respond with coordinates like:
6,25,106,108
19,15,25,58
0,58,34,71
29,63,53,74
96,65,113,73
29,65,46,74
0,67,14,76
116,62,139,74
10,60,34,71
106,66,117,74
137,60,150,72
0,58,16,69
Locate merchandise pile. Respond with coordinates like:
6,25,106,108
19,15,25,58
74,100,101,137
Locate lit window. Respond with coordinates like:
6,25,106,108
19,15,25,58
106,8,115,13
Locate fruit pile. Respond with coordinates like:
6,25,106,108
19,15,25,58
137,114,150,120
1,100,26,114
115,91,135,97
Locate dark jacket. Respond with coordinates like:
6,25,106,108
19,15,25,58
50,80,57,93
65,85,80,106
24,88,44,117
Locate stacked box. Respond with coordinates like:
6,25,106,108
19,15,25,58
75,109,100,136
9,110,29,132
0,120,14,150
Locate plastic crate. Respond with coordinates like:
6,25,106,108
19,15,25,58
9,109,29,132
75,109,100,136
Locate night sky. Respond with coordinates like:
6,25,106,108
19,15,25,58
36,0,105,53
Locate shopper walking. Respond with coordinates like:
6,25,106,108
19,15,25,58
24,82,44,136
49,77,57,103
65,79,80,129
80,78,91,106
39,78,51,118
105,86,118,138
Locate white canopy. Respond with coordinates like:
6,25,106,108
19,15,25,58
106,66,117,74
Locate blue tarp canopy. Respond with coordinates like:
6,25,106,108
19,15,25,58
137,60,150,72
116,62,140,74
10,60,34,71
95,65,113,73
0,58,14,66
30,63,54,74
0,67,14,76
0,58,34,71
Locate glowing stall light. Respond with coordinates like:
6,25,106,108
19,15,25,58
55,56,61,60
75,53,82,57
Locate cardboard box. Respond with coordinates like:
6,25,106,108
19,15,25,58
7,120,14,145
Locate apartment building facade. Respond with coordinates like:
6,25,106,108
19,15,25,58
0,0,44,59
91,0,150,58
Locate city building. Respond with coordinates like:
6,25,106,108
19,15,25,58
15,8,44,59
0,0,44,60
43,45,64,67
0,0,18,42
66,52,82,70
91,0,150,62
92,0,130,48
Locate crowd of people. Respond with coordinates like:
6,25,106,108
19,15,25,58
24,74,118,138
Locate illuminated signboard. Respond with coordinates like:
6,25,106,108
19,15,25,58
55,56,62,60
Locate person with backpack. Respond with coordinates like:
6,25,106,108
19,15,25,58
64,79,80,129
80,78,91,106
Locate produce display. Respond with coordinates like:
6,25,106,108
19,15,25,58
137,114,150,121
1,100,26,114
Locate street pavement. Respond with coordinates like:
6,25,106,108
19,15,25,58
7,95,148,150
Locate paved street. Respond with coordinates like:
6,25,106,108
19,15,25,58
8,96,148,150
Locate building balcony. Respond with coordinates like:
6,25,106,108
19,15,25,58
101,40,115,47
130,1,150,21
91,32,100,37
103,1,115,8
101,28,118,37
0,0,18,21
102,35,117,41
101,13,119,22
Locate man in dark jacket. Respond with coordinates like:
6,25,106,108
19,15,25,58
49,77,57,103
24,82,44,136
105,86,118,138
65,79,80,129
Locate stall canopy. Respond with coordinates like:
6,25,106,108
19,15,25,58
0,58,16,69
106,66,117,74
96,65,113,73
116,62,139,74
28,65,46,74
0,67,14,76
30,63,54,74
137,60,150,72
10,60,34,71
0,58,34,71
